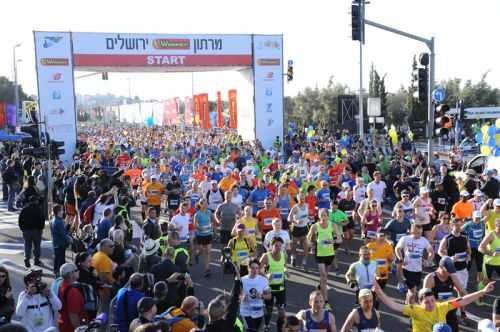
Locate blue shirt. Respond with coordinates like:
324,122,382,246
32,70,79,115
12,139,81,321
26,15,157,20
463,221,485,249
50,216,69,249
97,218,113,241
249,188,269,215
114,287,145,332
316,188,331,209
195,210,213,236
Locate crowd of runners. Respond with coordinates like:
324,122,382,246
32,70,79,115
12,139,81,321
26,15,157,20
0,123,499,332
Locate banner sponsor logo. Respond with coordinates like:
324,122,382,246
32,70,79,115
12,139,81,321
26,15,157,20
257,58,280,66
40,58,69,66
257,40,281,50
266,102,273,113
153,38,190,50
43,36,63,48
52,90,61,100
264,72,275,81
50,108,64,115
265,88,272,96
51,73,63,81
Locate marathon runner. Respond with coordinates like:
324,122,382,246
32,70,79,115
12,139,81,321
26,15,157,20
463,210,486,297
296,290,337,332
288,193,310,269
340,288,381,332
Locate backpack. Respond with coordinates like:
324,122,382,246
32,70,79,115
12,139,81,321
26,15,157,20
62,282,99,319
71,235,87,253
83,204,96,225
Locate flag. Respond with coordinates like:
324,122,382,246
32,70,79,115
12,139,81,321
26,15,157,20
216,91,224,128
228,89,237,129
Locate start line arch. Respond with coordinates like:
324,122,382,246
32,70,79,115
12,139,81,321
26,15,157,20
34,31,284,161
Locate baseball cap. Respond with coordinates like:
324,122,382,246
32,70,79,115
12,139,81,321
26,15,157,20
433,323,452,332
494,198,500,207
473,211,482,218
60,263,78,278
459,190,470,197
210,180,217,185
420,187,429,194
137,297,157,314
358,288,373,299
439,256,457,273
473,189,483,196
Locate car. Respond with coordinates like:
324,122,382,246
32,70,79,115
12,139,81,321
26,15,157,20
458,137,480,155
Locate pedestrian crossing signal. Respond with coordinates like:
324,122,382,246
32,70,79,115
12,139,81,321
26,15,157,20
287,65,293,82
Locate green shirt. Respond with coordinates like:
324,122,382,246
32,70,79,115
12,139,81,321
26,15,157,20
328,209,348,232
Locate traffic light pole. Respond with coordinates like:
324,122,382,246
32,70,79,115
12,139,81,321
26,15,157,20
364,19,435,164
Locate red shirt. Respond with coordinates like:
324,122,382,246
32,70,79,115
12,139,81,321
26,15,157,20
58,280,89,332
305,195,317,217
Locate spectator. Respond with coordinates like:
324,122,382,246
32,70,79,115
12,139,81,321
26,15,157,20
153,281,169,313
58,263,89,332
96,208,114,241
168,231,190,273
139,239,162,274
2,159,20,211
0,265,14,322
74,252,99,290
92,238,115,312
163,296,200,332
16,175,41,209
50,204,72,277
129,297,158,332
481,170,499,199
114,273,146,332
142,207,161,241
18,195,45,268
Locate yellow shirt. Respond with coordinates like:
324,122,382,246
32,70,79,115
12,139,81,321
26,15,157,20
219,176,236,192
91,251,114,283
487,211,500,232
240,216,258,247
366,240,394,279
403,301,457,332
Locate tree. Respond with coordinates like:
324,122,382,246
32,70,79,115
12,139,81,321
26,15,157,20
368,64,387,118
0,76,30,106
439,72,500,108
386,87,408,128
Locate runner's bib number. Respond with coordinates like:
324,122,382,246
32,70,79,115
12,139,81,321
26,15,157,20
438,292,453,300
264,218,273,226
367,231,377,239
472,229,483,238
376,259,386,266
455,252,467,262
409,253,421,259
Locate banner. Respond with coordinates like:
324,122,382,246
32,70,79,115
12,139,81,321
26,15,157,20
193,95,201,126
34,31,77,162
216,91,224,128
163,98,179,125
6,104,16,128
253,35,284,148
199,93,210,129
0,102,5,129
184,97,193,126
228,89,238,129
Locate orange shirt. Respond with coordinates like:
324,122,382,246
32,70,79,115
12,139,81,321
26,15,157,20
305,194,317,217
124,168,142,186
219,176,237,192
451,201,473,219
144,182,164,206
256,208,281,232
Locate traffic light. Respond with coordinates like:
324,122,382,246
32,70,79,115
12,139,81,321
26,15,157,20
49,140,65,160
20,124,41,147
417,68,427,102
102,72,108,80
351,2,363,42
435,103,452,137
458,99,465,121
287,63,294,82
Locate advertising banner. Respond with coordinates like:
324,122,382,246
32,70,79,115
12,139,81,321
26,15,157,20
193,95,201,126
253,35,284,149
71,33,252,68
199,93,210,129
0,102,6,129
163,98,179,125
216,91,224,128
228,89,238,129
34,31,77,162
6,104,16,128
184,97,193,126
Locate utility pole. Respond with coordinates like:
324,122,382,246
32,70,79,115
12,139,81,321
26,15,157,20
363,19,435,164
13,43,22,124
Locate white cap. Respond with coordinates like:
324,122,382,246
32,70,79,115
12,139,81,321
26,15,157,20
420,187,429,194
342,182,351,188
477,319,495,332
473,189,483,196
473,211,482,219
459,190,470,197
494,198,500,207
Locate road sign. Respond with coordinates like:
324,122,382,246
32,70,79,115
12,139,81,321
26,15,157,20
367,97,381,117
432,87,446,103
288,60,293,66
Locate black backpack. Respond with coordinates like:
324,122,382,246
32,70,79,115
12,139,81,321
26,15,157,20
61,282,99,319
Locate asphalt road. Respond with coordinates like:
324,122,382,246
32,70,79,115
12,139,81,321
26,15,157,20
0,201,496,331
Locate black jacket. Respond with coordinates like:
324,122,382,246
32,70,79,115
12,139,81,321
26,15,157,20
18,202,45,231
200,278,241,332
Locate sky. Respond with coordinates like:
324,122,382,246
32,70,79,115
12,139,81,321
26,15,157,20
1,0,500,100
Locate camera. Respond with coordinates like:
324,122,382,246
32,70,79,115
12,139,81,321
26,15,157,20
348,280,358,289
24,269,47,294
221,247,235,274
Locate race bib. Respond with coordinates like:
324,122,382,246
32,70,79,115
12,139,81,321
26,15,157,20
169,199,179,206
345,210,353,217
367,230,377,239
264,218,273,226
271,272,283,281
437,198,446,205
321,239,333,247
250,304,263,312
409,252,421,259
438,292,453,300
472,229,483,238
247,229,256,235
237,251,249,258
455,252,467,262
376,259,386,266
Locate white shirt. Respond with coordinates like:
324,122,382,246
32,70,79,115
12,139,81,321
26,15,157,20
171,213,191,241
231,194,243,208
367,181,387,203
93,203,115,226
16,290,62,332
263,230,291,251
396,235,431,272
353,185,367,204
240,275,270,318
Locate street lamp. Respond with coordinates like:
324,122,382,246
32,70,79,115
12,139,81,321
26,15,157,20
13,43,22,124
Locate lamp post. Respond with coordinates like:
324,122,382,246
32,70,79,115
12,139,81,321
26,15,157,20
13,43,22,124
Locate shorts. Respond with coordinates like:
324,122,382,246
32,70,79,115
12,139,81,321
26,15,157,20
468,248,483,272
292,225,308,238
243,316,263,332
196,235,212,245
315,255,334,266
422,222,433,232
403,269,422,290
344,219,355,230
65,203,76,216
265,290,286,309
485,264,500,280
220,230,231,245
